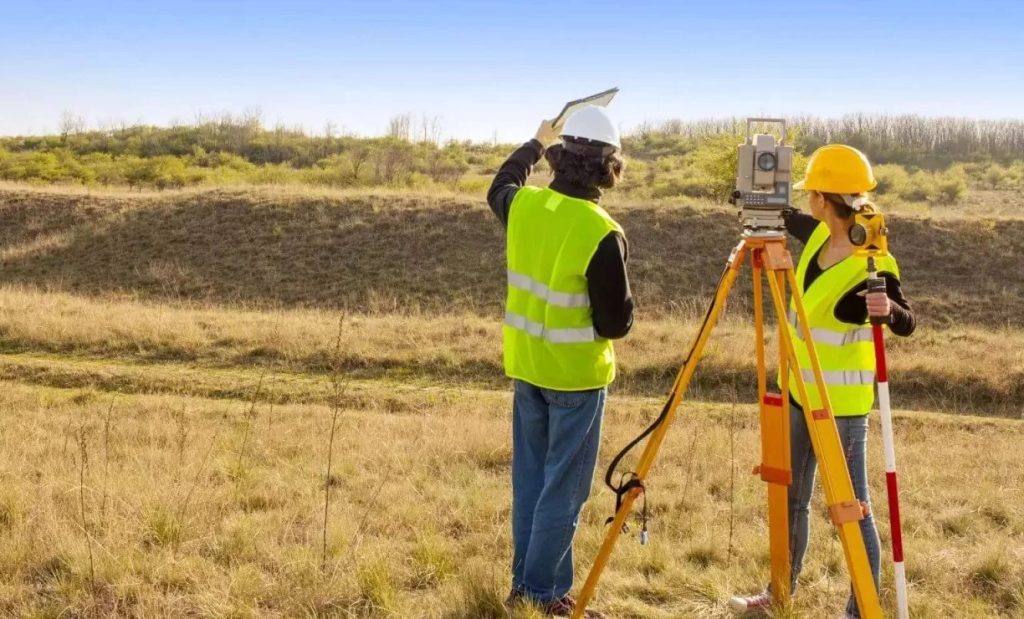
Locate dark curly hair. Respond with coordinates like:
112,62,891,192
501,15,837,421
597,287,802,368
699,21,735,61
544,138,625,189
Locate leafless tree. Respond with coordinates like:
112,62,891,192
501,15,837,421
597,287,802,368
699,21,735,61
420,115,443,145
59,111,86,141
387,113,413,141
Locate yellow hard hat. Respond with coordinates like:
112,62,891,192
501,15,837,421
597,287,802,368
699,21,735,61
793,144,877,194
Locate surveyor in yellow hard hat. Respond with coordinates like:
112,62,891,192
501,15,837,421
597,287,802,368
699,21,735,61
729,145,917,619
486,105,632,618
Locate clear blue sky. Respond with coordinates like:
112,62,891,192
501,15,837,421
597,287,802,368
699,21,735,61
1,0,1022,141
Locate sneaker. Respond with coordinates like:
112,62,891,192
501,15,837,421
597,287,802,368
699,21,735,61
728,591,773,613
542,594,607,618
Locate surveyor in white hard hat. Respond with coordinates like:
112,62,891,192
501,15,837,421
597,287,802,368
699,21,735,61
486,105,631,618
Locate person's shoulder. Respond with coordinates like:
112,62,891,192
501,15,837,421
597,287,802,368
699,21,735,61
512,185,545,200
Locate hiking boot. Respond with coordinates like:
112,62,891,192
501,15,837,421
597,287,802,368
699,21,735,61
728,591,773,613
542,594,606,618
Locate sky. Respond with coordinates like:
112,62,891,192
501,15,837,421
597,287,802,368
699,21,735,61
1,0,1022,141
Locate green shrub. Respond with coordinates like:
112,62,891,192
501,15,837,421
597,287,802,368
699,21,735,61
899,171,936,201
455,177,490,195
983,163,1009,189
873,164,910,195
249,163,299,185
935,176,968,204
682,133,739,200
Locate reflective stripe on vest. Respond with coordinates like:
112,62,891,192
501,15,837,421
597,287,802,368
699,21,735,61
787,310,875,346
507,270,590,308
800,368,876,386
504,311,595,343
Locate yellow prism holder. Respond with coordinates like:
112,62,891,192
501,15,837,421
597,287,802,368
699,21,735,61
571,234,883,619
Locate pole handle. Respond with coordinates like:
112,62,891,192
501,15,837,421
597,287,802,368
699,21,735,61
866,262,888,325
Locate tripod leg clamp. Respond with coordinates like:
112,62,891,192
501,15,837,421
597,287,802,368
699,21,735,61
829,500,867,525
753,464,792,485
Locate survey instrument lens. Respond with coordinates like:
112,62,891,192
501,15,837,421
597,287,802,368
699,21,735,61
849,225,868,246
732,118,793,236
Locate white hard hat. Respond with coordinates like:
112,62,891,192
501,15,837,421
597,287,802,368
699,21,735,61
560,105,621,149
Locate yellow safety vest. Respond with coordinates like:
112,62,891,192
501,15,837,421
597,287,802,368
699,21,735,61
781,223,900,416
503,186,623,391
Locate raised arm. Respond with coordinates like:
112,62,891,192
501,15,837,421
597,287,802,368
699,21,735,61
486,120,559,227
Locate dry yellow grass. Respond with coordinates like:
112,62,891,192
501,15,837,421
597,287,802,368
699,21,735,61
0,186,1022,617
0,376,1020,617
0,286,1019,417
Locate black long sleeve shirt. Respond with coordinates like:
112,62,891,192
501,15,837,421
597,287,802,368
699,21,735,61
487,140,634,339
783,209,916,337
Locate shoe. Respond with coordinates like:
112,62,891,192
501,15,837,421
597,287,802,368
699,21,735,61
505,588,525,607
728,591,773,612
542,594,607,618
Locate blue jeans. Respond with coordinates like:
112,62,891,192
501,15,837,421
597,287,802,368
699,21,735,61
511,380,606,604
788,402,881,618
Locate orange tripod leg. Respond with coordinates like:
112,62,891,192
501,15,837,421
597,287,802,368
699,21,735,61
752,254,792,607
765,266,883,619
749,253,794,610
569,240,748,619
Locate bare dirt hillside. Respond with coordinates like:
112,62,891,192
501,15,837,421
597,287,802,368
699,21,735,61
1,187,1021,328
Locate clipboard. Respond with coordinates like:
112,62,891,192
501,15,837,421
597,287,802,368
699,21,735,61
551,87,619,129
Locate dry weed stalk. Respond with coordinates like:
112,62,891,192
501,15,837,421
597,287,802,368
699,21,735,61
322,313,347,569
77,425,96,594
727,390,738,561
235,371,266,486
173,403,190,467
100,399,115,530
681,424,701,504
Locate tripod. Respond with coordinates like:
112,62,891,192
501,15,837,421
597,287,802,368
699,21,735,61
571,232,883,619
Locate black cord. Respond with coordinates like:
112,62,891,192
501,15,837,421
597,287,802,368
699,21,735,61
603,261,733,530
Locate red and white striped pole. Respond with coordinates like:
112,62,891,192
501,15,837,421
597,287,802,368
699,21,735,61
868,258,909,619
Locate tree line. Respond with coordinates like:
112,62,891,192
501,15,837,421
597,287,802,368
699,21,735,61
1,113,1022,198
631,114,1024,167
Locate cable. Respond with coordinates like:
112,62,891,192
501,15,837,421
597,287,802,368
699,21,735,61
602,260,733,529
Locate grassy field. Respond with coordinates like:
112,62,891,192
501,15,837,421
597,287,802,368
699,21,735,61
0,185,1022,617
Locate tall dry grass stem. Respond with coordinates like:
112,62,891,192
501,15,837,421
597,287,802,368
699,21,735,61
682,424,701,505
99,399,115,530
235,371,266,486
728,395,737,562
77,425,96,594
322,313,347,569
